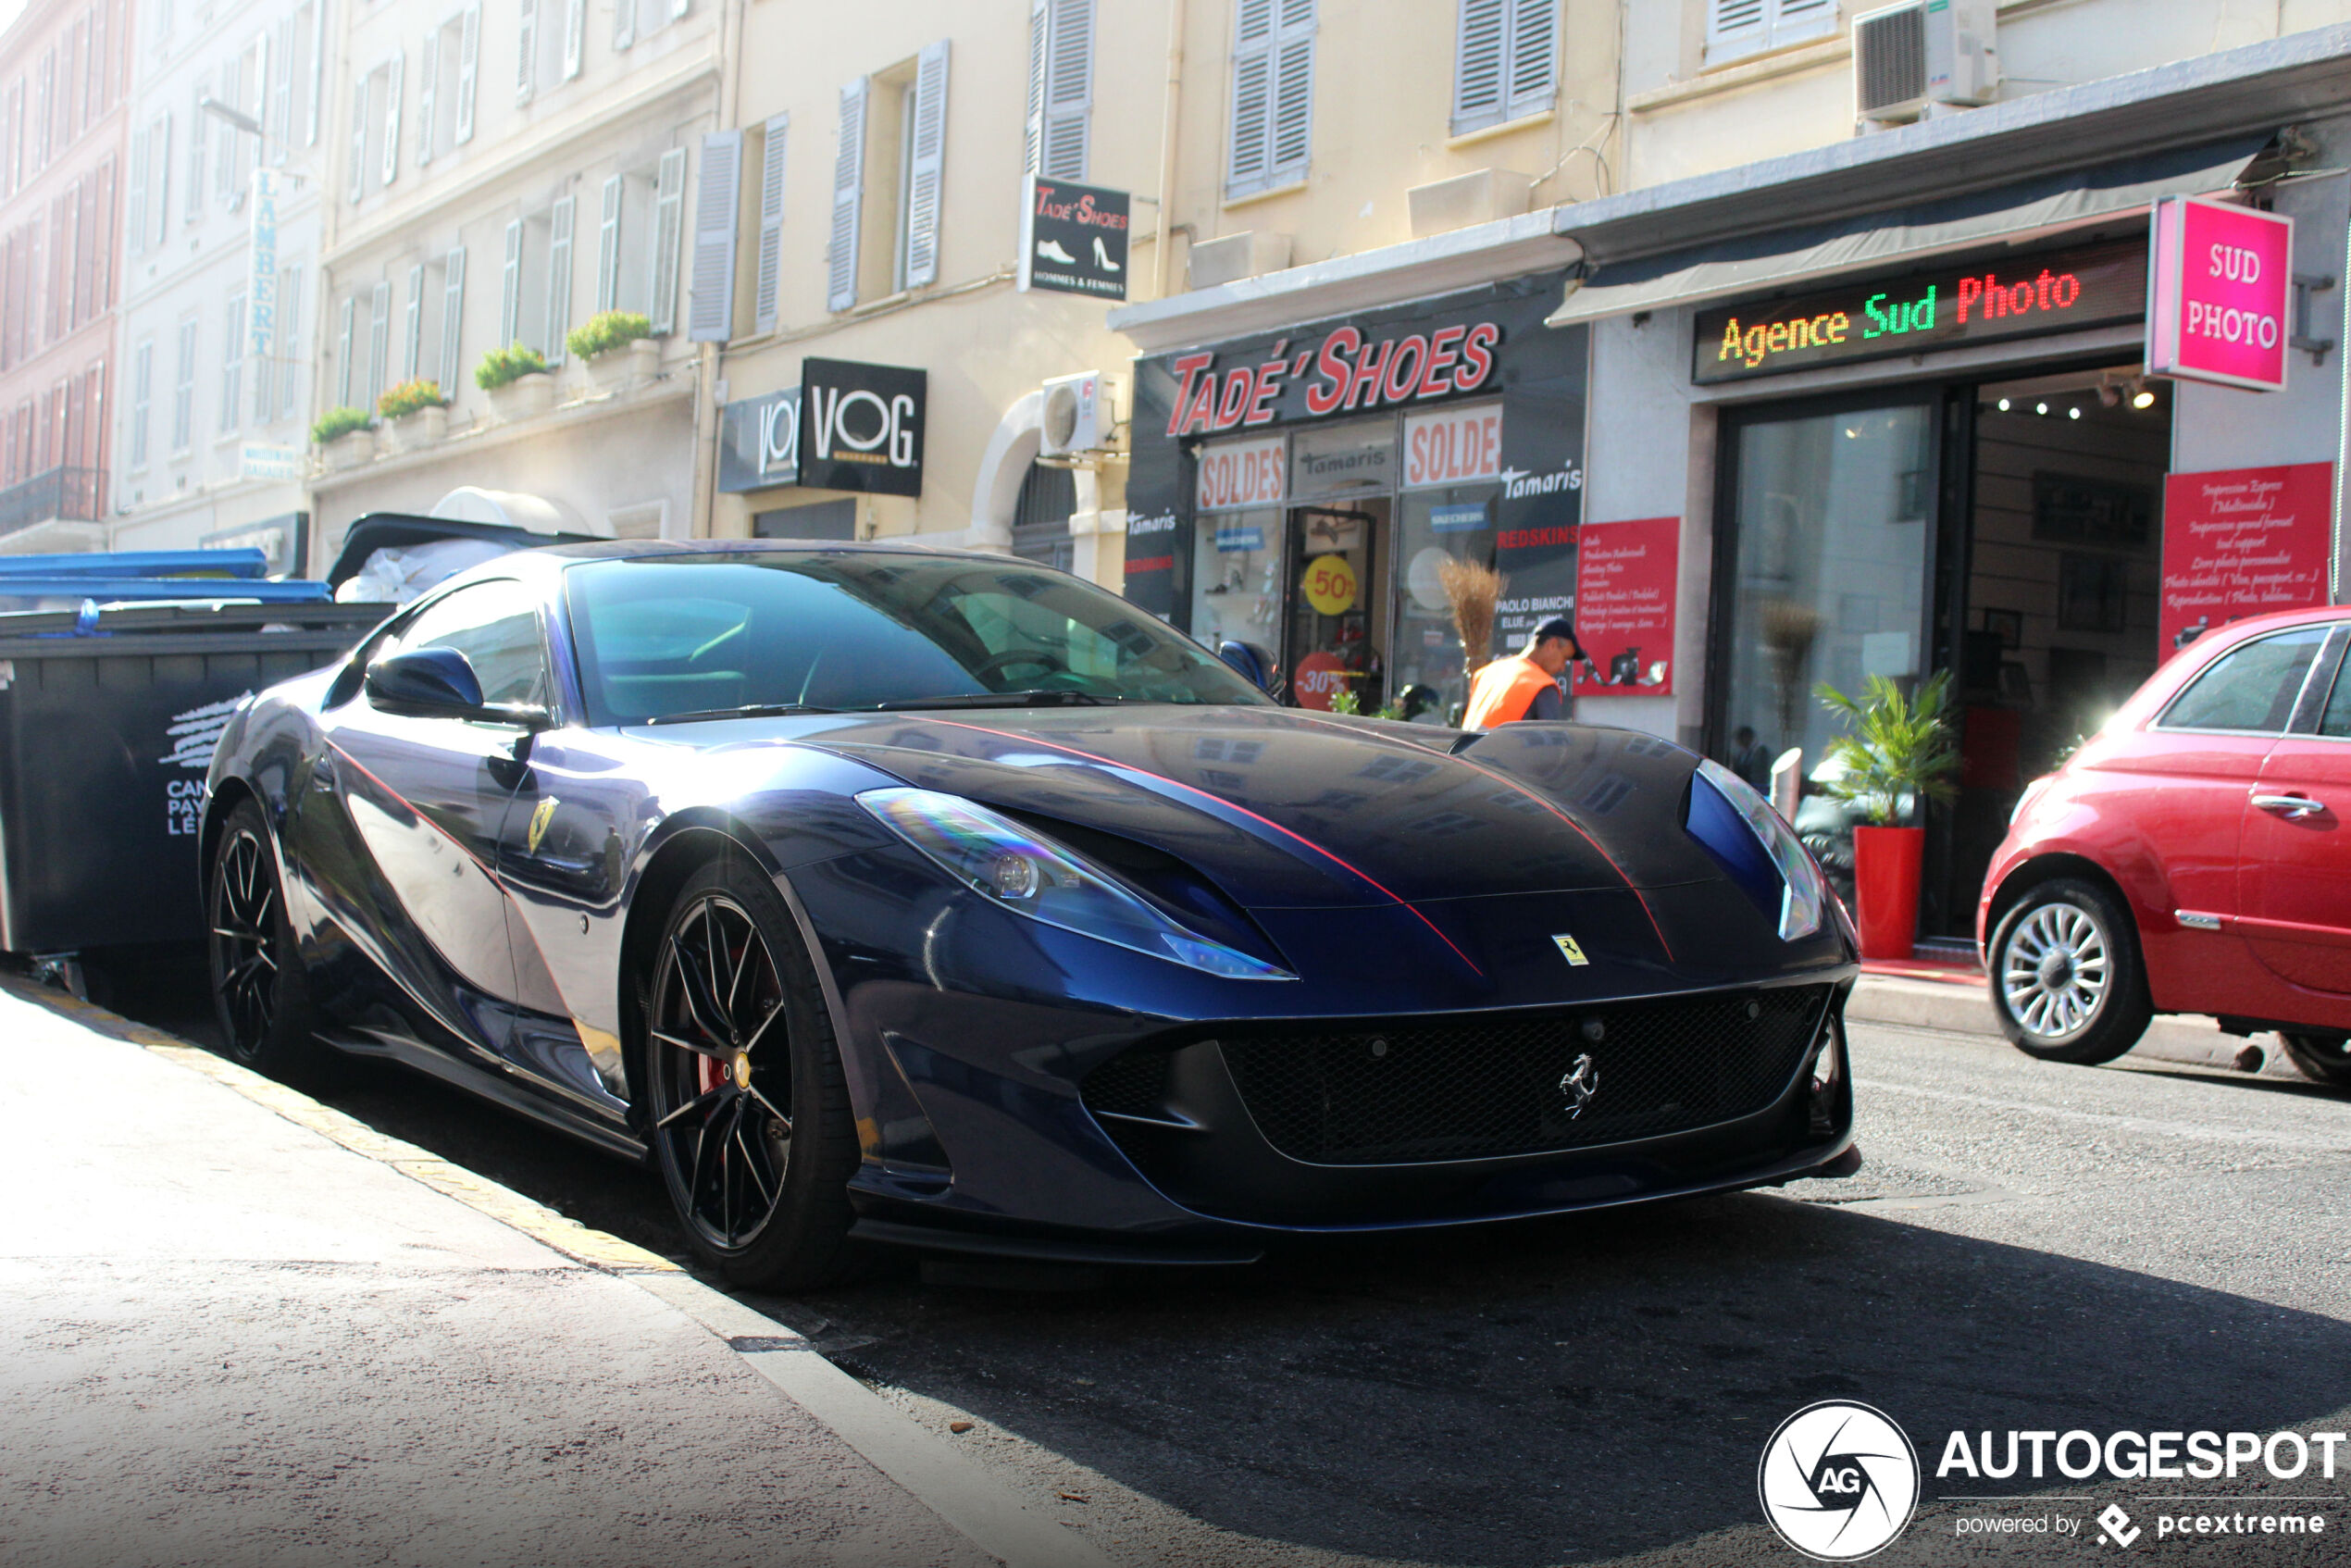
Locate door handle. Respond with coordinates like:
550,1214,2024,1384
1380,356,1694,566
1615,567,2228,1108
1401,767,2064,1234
2252,793,2327,819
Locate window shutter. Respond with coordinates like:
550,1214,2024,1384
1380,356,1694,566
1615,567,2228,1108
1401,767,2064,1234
150,113,169,244
416,27,437,165
454,4,479,143
499,218,521,344
215,56,240,204
345,75,366,203
612,0,633,51
278,261,302,417
129,339,149,466
649,145,683,334
753,113,786,332
594,172,621,311
367,280,390,404
186,72,205,219
687,130,738,342
380,50,402,186
902,40,947,289
126,124,146,255
175,317,196,449
1040,0,1089,181
250,29,269,169
220,292,243,430
306,0,325,146
439,245,465,386
669,0,687,20
335,293,354,406
271,16,292,163
1024,0,1044,175
824,78,863,313
1706,0,1766,54
1226,0,1271,196
545,193,574,362
403,262,423,378
1504,0,1555,120
1269,0,1312,179
1768,0,1835,46
1450,0,1503,135
516,0,535,105
561,0,583,81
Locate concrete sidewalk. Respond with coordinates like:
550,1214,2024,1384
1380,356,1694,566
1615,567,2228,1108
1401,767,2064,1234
1849,972,2307,1078
0,986,1098,1568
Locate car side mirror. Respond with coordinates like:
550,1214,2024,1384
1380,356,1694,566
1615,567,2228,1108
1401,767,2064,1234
367,648,484,713
365,649,551,729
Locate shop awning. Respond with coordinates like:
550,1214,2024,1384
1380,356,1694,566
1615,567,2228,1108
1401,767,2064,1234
1547,136,2272,329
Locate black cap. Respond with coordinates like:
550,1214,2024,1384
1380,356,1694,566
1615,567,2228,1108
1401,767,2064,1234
1533,616,1578,644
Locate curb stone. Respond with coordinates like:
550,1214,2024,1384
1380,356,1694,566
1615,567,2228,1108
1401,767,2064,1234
1849,974,2307,1079
5,977,1117,1568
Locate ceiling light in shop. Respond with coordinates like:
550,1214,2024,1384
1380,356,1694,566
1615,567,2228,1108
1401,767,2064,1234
2068,405,2082,419
1996,398,2011,411
2035,402,2049,415
2133,387,2157,409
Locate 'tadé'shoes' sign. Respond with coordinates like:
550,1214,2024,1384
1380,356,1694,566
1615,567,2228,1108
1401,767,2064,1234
1020,176,1131,300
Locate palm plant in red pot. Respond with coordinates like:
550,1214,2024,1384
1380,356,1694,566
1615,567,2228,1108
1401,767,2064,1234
1813,670,1959,960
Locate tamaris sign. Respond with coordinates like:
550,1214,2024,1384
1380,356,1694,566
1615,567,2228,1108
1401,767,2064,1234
2148,196,2294,392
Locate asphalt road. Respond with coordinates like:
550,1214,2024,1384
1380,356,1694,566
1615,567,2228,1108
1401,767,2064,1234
105,958,2351,1567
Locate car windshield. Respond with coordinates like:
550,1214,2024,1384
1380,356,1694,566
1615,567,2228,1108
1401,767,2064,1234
564,551,1272,725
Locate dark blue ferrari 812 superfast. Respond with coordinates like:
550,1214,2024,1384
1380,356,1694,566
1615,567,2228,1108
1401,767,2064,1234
204,540,1859,1287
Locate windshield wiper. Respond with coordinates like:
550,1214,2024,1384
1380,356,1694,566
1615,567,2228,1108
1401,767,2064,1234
641,703,839,725
866,690,1117,711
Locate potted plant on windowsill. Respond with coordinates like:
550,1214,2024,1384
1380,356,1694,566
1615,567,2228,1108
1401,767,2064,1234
476,342,554,420
567,310,657,392
377,379,449,453
310,405,376,470
1813,669,1959,961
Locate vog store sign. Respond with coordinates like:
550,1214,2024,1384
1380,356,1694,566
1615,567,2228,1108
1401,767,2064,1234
800,357,926,496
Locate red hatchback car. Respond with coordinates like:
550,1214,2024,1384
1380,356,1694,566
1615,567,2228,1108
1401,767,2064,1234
1979,606,2351,1084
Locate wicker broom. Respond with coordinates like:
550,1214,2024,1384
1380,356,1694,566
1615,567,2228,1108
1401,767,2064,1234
1439,557,1505,682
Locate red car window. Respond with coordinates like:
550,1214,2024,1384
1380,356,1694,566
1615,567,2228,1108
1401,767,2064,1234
2320,653,2351,739
2161,628,2329,734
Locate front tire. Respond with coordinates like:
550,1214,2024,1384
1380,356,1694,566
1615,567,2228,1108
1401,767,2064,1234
2280,1034,2351,1088
641,856,862,1291
207,800,327,1081
1989,877,2151,1065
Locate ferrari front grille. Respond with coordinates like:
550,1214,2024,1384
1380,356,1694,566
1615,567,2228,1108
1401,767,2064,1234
1213,985,1832,1165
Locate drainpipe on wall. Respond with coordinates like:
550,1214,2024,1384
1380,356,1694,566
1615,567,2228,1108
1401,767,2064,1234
1150,0,1187,304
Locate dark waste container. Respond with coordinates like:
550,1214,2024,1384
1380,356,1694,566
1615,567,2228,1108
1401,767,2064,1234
0,600,386,954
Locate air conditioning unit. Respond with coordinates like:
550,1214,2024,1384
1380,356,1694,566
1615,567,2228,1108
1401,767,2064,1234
1854,0,1998,124
1039,371,1109,457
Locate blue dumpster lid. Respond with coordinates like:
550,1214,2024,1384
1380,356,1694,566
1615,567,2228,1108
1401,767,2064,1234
0,548,273,579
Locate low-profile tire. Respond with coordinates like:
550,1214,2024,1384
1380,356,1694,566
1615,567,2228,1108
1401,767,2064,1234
641,854,864,1291
207,799,328,1082
2280,1034,2351,1088
1988,877,2151,1065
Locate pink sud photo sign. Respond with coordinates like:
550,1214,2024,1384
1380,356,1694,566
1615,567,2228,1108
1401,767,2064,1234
2147,196,2294,392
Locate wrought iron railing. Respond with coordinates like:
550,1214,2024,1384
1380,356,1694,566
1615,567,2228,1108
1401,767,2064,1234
0,467,106,535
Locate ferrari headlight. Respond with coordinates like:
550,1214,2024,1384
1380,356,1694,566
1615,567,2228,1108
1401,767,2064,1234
1686,759,1827,942
857,787,1295,980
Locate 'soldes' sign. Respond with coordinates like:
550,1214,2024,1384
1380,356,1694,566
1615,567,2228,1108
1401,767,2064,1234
2148,196,2294,392
1692,240,2146,383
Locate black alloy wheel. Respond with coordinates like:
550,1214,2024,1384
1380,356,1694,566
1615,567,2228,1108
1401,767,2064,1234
643,857,860,1289
207,799,324,1080
2280,1034,2351,1088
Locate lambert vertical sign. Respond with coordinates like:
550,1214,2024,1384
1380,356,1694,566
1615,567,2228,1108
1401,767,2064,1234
2148,196,2294,392
247,169,281,414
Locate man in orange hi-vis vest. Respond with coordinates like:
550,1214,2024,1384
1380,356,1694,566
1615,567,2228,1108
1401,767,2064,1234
1462,616,1583,729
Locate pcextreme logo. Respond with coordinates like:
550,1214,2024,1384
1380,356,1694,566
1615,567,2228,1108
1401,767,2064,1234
1759,1401,1922,1561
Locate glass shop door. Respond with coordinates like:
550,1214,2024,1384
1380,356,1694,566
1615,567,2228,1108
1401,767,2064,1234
1285,503,1387,712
